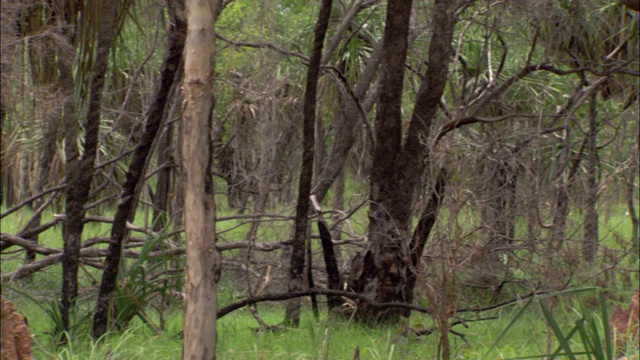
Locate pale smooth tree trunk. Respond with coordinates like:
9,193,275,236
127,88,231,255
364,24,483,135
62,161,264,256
182,0,220,359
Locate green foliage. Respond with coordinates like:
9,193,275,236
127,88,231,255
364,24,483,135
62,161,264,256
483,287,630,360
112,229,183,333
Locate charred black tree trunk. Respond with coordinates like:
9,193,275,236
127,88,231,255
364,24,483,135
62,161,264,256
627,129,639,259
61,0,119,333
318,220,343,310
92,1,186,339
349,0,456,321
284,0,333,327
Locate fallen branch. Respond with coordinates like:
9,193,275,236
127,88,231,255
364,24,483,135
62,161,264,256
0,185,66,219
217,288,434,319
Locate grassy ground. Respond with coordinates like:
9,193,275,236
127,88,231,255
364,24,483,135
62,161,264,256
2,293,636,359
1,202,638,359
2,271,637,360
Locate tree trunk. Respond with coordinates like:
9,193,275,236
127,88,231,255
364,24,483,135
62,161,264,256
181,0,220,358
61,0,119,333
549,138,586,252
311,39,384,203
153,119,176,232
348,0,456,322
582,94,599,262
284,0,333,327
92,1,186,339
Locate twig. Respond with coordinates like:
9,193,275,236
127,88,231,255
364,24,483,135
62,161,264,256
217,288,434,319
0,185,66,219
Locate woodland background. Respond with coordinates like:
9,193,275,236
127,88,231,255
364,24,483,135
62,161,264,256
0,0,638,359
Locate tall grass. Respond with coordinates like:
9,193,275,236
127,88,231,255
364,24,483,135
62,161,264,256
1,202,638,359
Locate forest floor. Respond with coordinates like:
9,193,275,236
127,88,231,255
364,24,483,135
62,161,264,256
1,206,638,359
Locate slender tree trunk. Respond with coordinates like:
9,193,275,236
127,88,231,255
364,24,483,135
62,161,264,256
311,39,384,203
153,120,176,232
92,1,186,339
582,94,599,261
284,0,333,327
550,138,586,251
61,0,119,333
24,102,58,265
331,167,345,246
181,0,220,358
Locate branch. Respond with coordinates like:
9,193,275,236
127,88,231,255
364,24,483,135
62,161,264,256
433,114,516,146
216,33,309,61
1,255,62,281
217,288,434,319
0,185,65,219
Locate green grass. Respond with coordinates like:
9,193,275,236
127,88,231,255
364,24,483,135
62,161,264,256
2,201,638,359
3,292,634,359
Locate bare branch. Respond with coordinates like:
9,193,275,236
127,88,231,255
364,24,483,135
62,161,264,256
217,288,435,319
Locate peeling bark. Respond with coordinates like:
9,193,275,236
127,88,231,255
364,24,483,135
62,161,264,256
349,0,456,322
181,0,220,358
61,0,119,333
582,94,599,261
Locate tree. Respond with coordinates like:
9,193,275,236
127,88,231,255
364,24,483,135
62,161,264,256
61,0,127,333
284,0,334,327
181,0,220,358
348,0,457,321
92,0,187,339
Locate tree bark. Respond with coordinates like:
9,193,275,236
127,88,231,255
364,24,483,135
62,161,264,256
318,220,343,309
92,1,186,339
349,0,456,321
284,0,333,327
61,0,119,333
311,39,385,203
181,0,220,358
153,119,176,232
582,93,599,262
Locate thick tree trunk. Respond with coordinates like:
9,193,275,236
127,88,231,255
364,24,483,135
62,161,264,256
349,0,456,321
92,1,186,339
550,138,586,251
24,121,57,265
352,0,414,321
61,0,119,333
582,94,599,261
181,0,220,358
284,0,333,327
